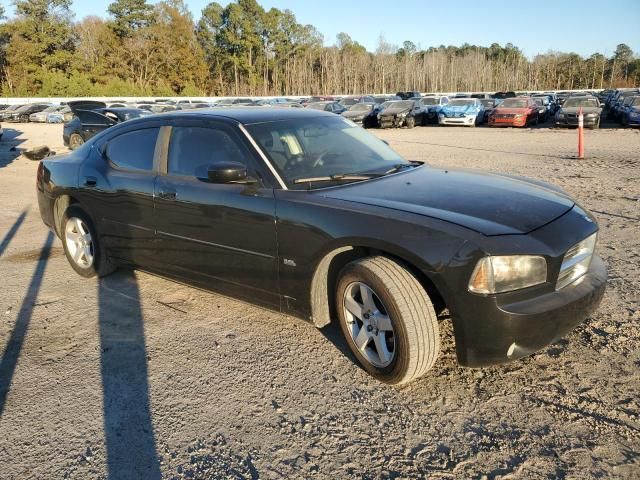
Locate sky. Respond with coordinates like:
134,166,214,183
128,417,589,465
8,0,640,58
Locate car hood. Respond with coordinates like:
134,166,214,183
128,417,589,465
342,110,370,119
380,106,411,115
561,106,601,114
319,166,575,236
493,107,529,114
442,104,479,114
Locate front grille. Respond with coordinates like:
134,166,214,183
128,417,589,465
557,233,597,289
495,113,515,119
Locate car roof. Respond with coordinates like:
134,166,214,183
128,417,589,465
124,107,336,126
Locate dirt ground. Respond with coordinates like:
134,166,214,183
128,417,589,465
0,120,638,479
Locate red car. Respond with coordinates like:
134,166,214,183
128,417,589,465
488,97,540,127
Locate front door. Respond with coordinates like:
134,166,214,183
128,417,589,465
152,120,279,308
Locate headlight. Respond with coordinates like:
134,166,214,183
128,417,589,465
468,255,547,294
398,112,407,118
557,113,565,119
514,114,524,118
557,233,596,290
585,113,598,117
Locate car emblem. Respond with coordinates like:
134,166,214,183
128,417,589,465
583,215,593,223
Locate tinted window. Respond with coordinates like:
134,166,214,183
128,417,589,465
168,126,247,178
106,128,159,172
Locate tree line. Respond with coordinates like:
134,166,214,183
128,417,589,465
0,0,638,97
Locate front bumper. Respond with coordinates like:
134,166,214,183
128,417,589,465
379,115,407,128
489,117,527,127
556,116,599,127
453,255,607,367
439,115,476,126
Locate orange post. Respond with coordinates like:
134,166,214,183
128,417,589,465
577,107,584,159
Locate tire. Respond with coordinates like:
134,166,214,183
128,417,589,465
69,133,84,150
336,256,440,385
405,116,415,129
61,205,115,278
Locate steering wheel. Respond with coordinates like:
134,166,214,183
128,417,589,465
283,150,329,172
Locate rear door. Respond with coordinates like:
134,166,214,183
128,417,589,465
152,119,280,307
78,125,161,264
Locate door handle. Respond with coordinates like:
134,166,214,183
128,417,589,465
84,176,97,187
158,189,176,200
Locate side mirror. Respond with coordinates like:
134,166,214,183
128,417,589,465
206,161,252,184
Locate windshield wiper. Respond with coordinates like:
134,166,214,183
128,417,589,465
382,161,423,175
293,173,379,184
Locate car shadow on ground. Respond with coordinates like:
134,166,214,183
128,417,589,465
0,128,26,169
98,270,162,479
0,229,53,416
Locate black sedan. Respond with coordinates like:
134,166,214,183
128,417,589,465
63,108,151,149
37,108,606,384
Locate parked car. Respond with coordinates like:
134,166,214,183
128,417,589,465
492,91,516,99
488,97,539,127
607,89,639,119
338,96,376,107
555,96,602,129
63,107,150,149
305,101,346,114
341,102,381,127
378,99,426,128
47,106,72,123
30,105,65,123
396,91,421,100
479,98,500,123
5,103,52,122
621,96,640,127
533,97,551,122
0,104,25,121
438,98,485,127
36,108,607,384
421,96,450,124
372,95,401,104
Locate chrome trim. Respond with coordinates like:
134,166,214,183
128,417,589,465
157,230,274,259
238,123,288,190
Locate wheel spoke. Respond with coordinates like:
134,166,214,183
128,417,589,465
344,295,364,320
82,233,92,244
376,314,393,332
354,327,370,351
373,333,392,364
73,247,84,264
359,284,376,312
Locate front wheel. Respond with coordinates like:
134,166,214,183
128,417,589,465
61,205,115,278
336,256,440,385
405,116,415,129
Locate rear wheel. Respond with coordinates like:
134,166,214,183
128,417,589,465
336,256,440,385
69,133,84,150
61,205,115,278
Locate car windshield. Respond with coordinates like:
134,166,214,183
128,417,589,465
480,99,494,107
501,99,530,108
421,98,438,105
349,104,372,111
564,98,599,108
246,116,409,189
449,99,475,106
631,97,640,106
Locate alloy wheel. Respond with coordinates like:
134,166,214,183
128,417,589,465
342,281,396,368
65,217,94,268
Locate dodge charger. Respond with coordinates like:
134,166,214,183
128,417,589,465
37,109,607,384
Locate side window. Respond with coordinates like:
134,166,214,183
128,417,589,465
77,110,114,126
168,126,247,178
105,127,159,172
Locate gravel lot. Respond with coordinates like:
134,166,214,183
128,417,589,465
0,121,638,479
